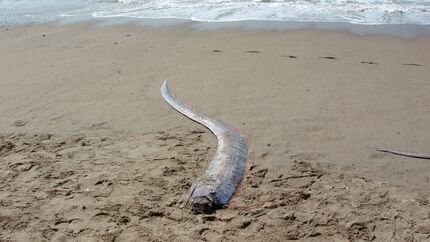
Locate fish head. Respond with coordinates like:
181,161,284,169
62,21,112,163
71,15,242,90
189,183,217,213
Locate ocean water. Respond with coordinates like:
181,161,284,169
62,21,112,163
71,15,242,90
0,0,429,26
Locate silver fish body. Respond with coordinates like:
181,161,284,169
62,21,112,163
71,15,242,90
161,80,248,213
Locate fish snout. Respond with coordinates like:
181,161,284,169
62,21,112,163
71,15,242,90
190,196,215,213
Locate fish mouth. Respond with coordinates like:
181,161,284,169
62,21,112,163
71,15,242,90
190,196,215,214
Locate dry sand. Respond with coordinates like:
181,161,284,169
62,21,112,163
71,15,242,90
0,22,429,241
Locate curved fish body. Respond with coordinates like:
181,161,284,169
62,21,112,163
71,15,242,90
161,80,248,213
377,149,430,159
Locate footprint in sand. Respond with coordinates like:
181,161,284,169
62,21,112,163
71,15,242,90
370,152,389,159
0,141,14,154
247,168,268,188
88,122,109,130
243,50,261,53
289,152,326,161
281,55,298,59
402,63,421,67
361,61,378,65
12,120,28,127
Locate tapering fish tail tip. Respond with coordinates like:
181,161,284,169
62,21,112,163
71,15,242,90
161,80,169,93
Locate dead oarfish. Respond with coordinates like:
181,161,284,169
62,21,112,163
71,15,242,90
161,80,248,213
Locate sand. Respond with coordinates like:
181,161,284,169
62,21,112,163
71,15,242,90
0,22,429,241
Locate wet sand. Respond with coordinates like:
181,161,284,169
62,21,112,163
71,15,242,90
0,22,429,241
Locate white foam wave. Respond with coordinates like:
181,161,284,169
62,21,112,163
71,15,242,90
0,0,429,25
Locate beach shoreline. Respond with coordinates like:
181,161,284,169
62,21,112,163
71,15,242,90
4,17,430,38
1,22,429,241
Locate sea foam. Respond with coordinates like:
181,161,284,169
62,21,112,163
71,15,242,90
0,0,429,26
